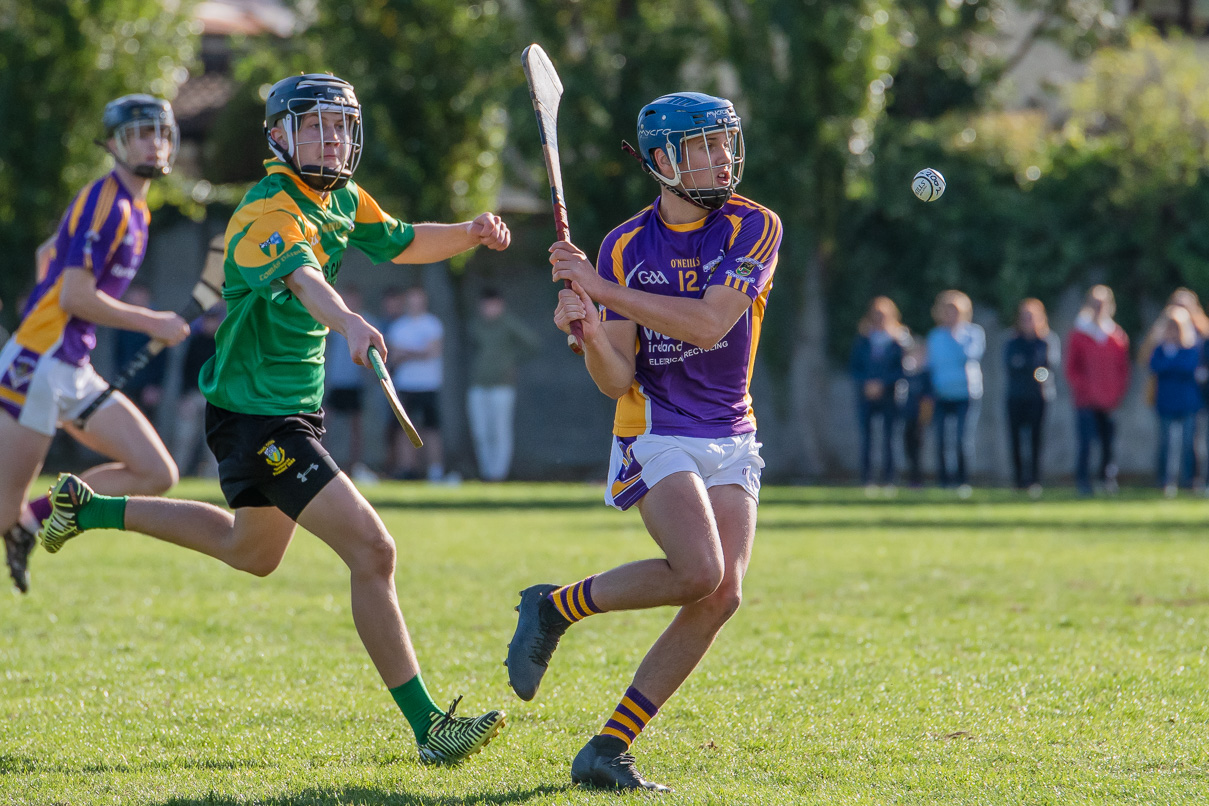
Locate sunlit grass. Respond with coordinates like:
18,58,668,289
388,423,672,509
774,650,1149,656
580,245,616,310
2,482,1207,804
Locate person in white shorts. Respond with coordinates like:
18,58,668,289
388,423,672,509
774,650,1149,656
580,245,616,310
505,91,782,791
0,95,190,593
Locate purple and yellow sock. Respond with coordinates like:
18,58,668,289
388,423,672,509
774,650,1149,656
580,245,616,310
546,575,602,623
27,496,51,528
601,686,659,747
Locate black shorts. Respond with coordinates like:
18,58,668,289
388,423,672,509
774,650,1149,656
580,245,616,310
205,403,341,521
396,390,440,430
327,387,363,414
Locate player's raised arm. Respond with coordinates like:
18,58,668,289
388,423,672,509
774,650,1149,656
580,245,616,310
553,279,636,399
550,239,754,350
392,212,511,265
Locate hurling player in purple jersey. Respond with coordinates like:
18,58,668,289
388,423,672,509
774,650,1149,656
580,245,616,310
0,95,190,593
506,92,781,791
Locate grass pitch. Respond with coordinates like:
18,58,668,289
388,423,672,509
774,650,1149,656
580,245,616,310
2,482,1208,805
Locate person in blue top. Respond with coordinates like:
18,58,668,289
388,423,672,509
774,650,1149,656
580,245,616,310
926,290,985,492
1149,305,1201,494
848,296,910,488
1004,299,1060,495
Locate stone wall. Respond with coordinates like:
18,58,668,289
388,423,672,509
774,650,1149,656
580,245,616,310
72,218,1174,488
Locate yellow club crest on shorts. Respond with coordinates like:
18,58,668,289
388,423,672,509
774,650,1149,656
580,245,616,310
258,439,296,476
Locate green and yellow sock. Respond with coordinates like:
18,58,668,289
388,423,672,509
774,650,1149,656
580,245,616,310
77,494,127,531
390,673,444,743
601,685,659,747
547,575,602,623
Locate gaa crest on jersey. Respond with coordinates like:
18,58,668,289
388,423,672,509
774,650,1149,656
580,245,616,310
734,257,763,277
258,439,296,476
259,231,285,258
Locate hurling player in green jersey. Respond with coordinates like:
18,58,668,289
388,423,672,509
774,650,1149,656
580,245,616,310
39,74,511,764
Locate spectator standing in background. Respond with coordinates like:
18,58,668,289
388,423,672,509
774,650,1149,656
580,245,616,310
848,296,909,490
1137,288,1209,485
324,285,375,482
385,285,445,482
1065,284,1130,497
1004,299,1060,497
926,290,985,495
466,289,539,482
1149,305,1201,495
897,339,931,489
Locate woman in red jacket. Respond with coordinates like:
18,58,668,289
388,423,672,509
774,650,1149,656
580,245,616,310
1065,285,1131,496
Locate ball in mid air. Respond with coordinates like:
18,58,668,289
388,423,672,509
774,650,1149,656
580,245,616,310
912,168,945,202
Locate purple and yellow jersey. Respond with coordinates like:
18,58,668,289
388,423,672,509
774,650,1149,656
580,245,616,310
15,171,149,366
597,193,781,438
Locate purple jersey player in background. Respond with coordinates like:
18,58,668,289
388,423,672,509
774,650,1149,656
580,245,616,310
1,94,189,593
506,91,781,791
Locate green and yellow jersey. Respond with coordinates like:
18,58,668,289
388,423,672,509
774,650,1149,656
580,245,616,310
200,160,415,415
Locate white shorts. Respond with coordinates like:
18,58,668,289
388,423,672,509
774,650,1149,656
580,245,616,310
605,432,764,511
0,339,112,436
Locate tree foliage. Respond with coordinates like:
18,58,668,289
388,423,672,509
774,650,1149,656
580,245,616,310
0,0,199,327
835,22,1209,351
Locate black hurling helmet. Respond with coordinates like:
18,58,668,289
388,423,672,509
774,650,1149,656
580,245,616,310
264,73,363,192
102,94,179,179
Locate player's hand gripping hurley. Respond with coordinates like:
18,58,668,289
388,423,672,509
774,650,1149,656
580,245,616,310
73,234,226,428
522,44,584,355
367,345,423,448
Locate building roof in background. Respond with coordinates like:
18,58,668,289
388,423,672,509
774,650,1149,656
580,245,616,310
195,0,297,38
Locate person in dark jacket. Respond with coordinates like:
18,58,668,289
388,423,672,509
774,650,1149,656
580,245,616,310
897,339,931,489
849,296,910,487
1149,305,1201,494
1004,299,1060,495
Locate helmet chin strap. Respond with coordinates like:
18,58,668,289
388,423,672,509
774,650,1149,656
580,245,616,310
621,141,729,211
95,139,168,180
268,115,352,192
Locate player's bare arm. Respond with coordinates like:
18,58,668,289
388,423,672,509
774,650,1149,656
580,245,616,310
554,283,636,398
550,240,753,349
284,266,385,367
392,212,511,264
58,267,189,345
35,235,54,281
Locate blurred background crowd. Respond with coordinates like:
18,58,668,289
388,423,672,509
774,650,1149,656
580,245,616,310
6,0,1209,488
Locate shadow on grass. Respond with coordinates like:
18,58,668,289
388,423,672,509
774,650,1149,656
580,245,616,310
760,518,1209,533
0,754,269,776
157,784,570,806
187,494,602,513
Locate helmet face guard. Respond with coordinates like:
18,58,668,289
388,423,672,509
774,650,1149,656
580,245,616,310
103,95,178,179
265,75,363,192
636,93,744,210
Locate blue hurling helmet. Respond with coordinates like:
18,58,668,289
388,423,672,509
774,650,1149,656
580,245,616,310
635,92,744,210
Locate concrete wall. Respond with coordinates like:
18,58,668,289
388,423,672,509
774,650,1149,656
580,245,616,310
66,218,1176,488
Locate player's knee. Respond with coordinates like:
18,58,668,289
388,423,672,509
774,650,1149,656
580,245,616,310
152,457,180,492
709,585,743,623
352,529,397,579
673,561,725,604
131,455,178,494
241,556,282,578
233,548,285,577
